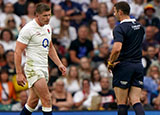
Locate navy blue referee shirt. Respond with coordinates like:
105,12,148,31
113,19,145,62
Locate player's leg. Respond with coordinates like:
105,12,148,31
129,86,145,115
33,78,52,115
114,87,129,115
20,88,39,115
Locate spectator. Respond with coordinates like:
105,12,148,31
11,90,28,111
22,2,36,23
0,2,21,28
88,20,102,49
69,25,94,64
130,0,144,19
5,15,19,39
73,79,98,110
85,0,99,22
144,4,160,29
60,0,86,30
79,57,92,80
55,16,77,50
0,44,6,68
98,77,116,110
152,51,160,69
92,43,110,68
63,65,81,96
49,5,64,34
149,0,160,19
100,14,116,45
52,79,73,111
137,15,146,27
146,46,157,62
150,83,160,110
0,29,16,51
13,0,27,16
90,68,101,92
0,69,16,105
140,89,153,110
144,65,160,103
93,3,109,33
142,26,159,56
2,50,16,78
0,0,4,14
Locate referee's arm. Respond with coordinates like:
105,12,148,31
108,42,122,63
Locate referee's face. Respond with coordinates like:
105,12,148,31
113,7,120,21
37,10,51,25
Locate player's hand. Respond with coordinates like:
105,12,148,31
107,61,120,73
16,73,27,87
58,64,67,76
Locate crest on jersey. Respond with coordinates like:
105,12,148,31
47,29,50,34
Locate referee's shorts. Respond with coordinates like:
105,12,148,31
112,61,144,89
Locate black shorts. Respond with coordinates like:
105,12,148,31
112,61,144,89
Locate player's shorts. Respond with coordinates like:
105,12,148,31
24,66,49,88
112,61,144,89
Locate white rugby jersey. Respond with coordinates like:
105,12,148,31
17,19,52,68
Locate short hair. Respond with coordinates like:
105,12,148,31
35,3,50,14
114,1,130,15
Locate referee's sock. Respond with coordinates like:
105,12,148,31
42,107,52,115
118,104,128,115
133,102,145,115
20,104,34,115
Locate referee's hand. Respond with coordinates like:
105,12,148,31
107,61,120,73
16,73,27,87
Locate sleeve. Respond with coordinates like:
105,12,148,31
69,40,77,51
17,27,31,45
113,25,124,43
73,91,83,103
88,41,94,52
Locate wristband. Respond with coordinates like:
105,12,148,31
108,61,114,66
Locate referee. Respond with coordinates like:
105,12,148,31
107,2,145,115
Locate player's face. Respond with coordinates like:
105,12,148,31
37,10,51,25
113,7,120,21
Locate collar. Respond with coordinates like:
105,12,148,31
120,19,136,24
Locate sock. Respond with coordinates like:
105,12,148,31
133,102,145,115
118,104,128,115
20,104,34,115
42,107,52,115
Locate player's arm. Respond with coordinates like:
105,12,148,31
14,41,27,86
15,41,27,74
49,42,66,75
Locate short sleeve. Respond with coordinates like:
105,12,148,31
73,91,83,103
113,25,124,43
17,27,31,45
69,40,77,51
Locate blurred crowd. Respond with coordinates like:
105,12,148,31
0,0,160,112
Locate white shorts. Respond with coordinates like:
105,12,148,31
24,66,49,88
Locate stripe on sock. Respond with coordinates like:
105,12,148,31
25,104,34,112
42,107,52,112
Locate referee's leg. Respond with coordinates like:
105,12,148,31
33,78,52,115
129,86,145,115
114,87,129,115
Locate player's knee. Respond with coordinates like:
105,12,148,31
116,97,128,105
